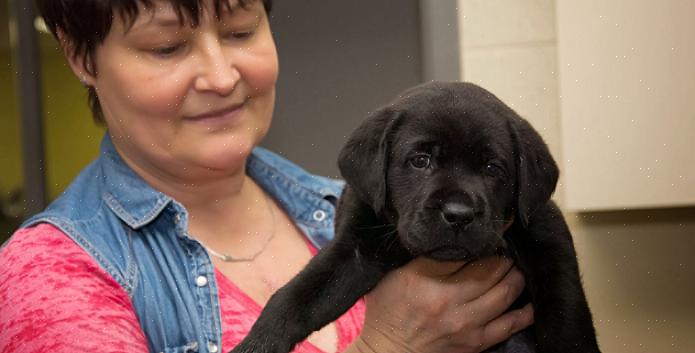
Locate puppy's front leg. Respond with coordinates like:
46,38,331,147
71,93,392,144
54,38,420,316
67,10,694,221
231,191,402,353
512,202,601,353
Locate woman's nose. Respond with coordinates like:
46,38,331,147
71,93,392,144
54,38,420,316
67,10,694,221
194,42,240,95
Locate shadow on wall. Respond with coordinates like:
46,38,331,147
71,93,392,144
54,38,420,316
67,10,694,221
567,205,695,352
570,206,695,302
575,207,695,226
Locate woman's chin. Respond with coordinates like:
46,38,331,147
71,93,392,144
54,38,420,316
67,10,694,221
165,128,267,179
193,141,256,174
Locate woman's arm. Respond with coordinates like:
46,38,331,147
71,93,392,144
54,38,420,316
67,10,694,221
0,224,149,353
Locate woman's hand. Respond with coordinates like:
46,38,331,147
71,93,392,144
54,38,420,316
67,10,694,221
348,256,534,353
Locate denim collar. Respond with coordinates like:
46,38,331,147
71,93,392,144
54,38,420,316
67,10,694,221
99,134,343,230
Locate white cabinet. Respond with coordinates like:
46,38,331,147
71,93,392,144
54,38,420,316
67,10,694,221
556,0,695,211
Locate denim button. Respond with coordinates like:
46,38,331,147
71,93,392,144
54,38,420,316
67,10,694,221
195,275,208,287
183,341,199,353
175,213,182,224
207,341,218,353
312,210,326,222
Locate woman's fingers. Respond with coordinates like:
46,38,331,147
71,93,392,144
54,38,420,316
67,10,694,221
407,257,468,278
479,303,535,351
446,256,515,300
465,266,527,325
358,256,534,353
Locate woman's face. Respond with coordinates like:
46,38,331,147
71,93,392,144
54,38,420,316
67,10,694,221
79,0,278,181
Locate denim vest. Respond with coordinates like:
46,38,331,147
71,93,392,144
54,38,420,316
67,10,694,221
20,135,344,353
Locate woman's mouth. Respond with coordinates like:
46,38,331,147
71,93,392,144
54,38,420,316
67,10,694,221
185,102,245,127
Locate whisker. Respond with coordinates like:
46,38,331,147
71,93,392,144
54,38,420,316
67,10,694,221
487,218,513,224
356,223,393,230
376,228,399,254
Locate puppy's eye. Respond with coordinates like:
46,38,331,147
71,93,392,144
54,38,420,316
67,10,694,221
485,163,505,178
409,154,431,169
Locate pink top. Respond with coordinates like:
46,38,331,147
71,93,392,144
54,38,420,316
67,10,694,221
0,224,365,353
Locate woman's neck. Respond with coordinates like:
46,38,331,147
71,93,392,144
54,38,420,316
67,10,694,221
113,143,263,228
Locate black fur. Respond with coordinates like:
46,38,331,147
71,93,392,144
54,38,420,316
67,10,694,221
231,82,601,353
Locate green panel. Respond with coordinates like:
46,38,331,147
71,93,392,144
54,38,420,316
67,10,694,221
39,34,104,201
1,0,22,240
0,51,21,197
1,20,105,241
0,49,21,240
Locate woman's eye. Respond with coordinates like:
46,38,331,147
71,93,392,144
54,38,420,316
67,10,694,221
225,30,255,40
485,163,505,178
151,44,183,57
409,154,431,169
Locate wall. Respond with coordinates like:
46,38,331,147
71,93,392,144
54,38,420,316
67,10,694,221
1,12,103,242
556,0,695,211
38,35,104,202
457,0,695,352
0,49,22,199
1,0,24,238
263,0,422,178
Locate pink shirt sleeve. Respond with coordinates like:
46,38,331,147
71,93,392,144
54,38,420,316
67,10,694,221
0,223,364,353
0,224,149,353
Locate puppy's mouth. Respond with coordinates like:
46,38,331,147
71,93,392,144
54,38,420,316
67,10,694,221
402,224,508,262
423,246,476,261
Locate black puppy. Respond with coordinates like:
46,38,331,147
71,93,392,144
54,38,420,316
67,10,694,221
231,82,601,353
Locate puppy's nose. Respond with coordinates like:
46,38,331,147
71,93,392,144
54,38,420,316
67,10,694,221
440,202,475,228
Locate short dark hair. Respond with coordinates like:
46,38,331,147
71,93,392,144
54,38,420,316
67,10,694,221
36,0,273,124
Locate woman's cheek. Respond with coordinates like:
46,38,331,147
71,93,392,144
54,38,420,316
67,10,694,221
110,55,185,113
243,44,279,93
129,74,188,118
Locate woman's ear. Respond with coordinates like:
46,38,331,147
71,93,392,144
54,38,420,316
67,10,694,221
58,30,96,87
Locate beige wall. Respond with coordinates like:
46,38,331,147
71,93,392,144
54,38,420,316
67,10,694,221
457,0,695,352
556,0,695,211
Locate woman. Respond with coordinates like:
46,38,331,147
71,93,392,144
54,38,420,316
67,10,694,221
0,0,534,352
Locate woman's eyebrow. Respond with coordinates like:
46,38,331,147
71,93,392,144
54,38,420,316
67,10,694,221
126,14,182,34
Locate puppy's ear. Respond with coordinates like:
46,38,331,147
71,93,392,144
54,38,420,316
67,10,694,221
338,107,402,215
509,116,559,227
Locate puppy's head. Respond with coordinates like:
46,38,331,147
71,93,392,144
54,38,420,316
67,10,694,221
339,82,558,261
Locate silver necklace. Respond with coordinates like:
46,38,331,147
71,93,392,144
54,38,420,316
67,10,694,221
198,193,276,263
